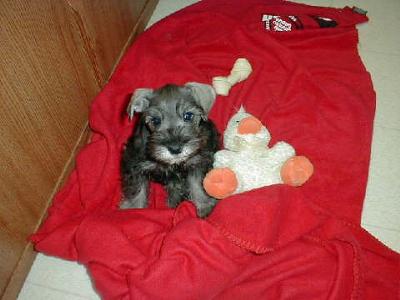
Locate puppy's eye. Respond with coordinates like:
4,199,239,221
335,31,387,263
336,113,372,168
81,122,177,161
183,112,194,122
150,116,161,126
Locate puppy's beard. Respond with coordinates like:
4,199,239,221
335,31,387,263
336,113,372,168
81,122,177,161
153,144,198,165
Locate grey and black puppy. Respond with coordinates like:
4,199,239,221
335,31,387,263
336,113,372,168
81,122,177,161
120,82,219,217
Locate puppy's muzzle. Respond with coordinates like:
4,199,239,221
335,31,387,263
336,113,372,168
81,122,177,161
167,144,183,155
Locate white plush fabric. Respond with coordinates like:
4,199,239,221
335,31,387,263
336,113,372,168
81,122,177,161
213,107,295,194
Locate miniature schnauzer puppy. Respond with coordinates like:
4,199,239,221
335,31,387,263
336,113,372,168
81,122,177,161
120,82,219,217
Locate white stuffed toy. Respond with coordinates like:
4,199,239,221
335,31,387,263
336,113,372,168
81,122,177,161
203,107,314,199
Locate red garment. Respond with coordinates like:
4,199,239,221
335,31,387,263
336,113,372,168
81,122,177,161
31,1,400,299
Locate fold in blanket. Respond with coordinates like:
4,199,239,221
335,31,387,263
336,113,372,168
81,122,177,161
31,1,400,299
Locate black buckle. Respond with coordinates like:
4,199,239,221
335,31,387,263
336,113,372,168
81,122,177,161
352,6,368,15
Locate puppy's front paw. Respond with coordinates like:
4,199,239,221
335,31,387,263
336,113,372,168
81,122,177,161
195,197,217,218
119,195,148,209
167,195,182,208
119,199,137,209
120,181,148,209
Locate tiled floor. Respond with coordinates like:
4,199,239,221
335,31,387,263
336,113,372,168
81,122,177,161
18,1,400,299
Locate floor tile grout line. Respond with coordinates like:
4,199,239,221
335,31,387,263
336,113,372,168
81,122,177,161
361,223,400,233
24,281,98,300
372,124,400,132
362,48,400,57
359,48,400,57
26,277,95,285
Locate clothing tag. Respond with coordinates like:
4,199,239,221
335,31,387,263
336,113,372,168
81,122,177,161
261,14,337,31
262,14,303,31
352,6,368,15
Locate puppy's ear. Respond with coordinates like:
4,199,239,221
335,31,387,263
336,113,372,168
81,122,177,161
185,82,216,119
127,88,153,119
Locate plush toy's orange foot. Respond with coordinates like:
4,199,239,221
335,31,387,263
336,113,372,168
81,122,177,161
203,168,238,199
281,156,314,187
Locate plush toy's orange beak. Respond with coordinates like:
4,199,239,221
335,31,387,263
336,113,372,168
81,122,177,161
237,116,263,134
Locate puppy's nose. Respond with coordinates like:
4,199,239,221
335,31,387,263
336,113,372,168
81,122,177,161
167,145,182,155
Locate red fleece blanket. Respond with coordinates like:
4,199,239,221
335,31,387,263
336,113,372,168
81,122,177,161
31,1,400,299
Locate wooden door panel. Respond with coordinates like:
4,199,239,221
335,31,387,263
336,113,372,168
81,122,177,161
0,0,158,297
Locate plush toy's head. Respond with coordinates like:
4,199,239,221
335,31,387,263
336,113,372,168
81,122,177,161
223,106,271,151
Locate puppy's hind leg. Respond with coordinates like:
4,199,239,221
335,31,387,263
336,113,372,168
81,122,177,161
120,173,149,209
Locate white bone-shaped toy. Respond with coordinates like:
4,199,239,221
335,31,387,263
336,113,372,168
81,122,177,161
212,58,252,96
